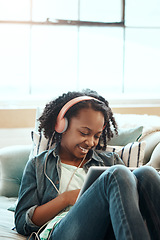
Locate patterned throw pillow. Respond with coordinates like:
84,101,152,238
106,141,146,167
30,131,54,158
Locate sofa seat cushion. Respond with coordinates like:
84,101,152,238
0,196,26,239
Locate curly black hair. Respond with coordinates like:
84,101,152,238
38,89,118,150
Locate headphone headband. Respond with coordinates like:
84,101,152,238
55,96,102,133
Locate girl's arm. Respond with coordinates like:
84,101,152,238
15,153,80,235
32,189,80,226
15,155,79,235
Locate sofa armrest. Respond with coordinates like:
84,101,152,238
146,142,160,170
141,131,160,165
0,145,31,197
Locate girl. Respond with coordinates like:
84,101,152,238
15,89,160,240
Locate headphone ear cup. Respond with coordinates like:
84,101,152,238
55,96,102,134
55,117,68,133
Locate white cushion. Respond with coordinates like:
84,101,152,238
30,131,54,158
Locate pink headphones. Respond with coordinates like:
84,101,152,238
55,96,102,133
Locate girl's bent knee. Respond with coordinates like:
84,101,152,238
101,165,137,188
99,165,138,202
134,166,158,180
107,165,134,178
133,166,159,187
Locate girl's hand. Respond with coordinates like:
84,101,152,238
32,189,80,227
64,189,80,206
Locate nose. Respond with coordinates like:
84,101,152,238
85,136,95,148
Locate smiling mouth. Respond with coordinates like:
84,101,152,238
78,146,89,154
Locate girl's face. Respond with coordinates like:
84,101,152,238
60,108,105,162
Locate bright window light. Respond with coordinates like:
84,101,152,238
124,28,160,94
0,0,160,102
79,27,123,95
80,0,122,22
31,25,78,96
0,24,30,95
126,0,160,27
0,0,30,21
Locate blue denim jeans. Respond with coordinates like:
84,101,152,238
51,165,160,240
134,166,160,239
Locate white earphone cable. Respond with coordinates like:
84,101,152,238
44,131,61,195
29,131,87,239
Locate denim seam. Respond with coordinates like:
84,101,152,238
111,171,133,240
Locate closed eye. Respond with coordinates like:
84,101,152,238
80,131,89,136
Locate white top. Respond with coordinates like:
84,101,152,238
59,162,87,194
40,162,87,240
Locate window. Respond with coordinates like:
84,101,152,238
0,0,160,101
124,0,160,95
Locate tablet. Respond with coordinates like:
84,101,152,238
77,166,137,201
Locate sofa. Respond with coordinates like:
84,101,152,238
0,113,160,239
